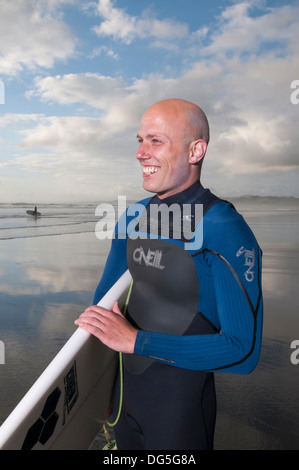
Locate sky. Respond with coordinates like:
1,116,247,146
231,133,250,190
0,0,298,203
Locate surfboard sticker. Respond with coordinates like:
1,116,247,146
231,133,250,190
21,386,62,450
63,361,79,417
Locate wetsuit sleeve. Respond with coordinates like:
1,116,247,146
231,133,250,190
133,204,263,374
92,213,128,305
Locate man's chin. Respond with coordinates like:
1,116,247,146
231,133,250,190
142,181,158,194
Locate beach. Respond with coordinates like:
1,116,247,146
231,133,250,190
0,198,299,450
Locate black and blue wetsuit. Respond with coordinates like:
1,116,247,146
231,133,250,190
93,181,263,450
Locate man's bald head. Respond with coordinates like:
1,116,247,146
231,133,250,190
143,99,210,146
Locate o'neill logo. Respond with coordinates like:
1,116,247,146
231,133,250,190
133,247,165,270
236,246,255,282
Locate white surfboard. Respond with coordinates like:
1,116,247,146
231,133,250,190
0,269,132,450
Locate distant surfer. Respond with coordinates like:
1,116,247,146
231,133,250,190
26,206,40,217
75,99,263,450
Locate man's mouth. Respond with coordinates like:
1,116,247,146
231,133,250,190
142,166,158,175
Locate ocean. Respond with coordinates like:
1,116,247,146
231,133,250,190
0,202,104,240
0,196,299,450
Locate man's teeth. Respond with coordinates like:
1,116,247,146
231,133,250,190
143,167,158,175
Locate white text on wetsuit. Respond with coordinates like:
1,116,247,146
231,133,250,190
133,247,165,270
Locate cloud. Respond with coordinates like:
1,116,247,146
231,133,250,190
87,45,119,60
27,73,127,108
1,1,299,201
12,48,299,181
0,0,76,76
26,73,151,137
0,109,143,201
0,114,43,127
92,0,188,45
204,1,299,56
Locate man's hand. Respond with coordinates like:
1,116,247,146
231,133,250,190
74,301,137,354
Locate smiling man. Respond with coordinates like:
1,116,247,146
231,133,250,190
75,99,263,450
136,99,209,198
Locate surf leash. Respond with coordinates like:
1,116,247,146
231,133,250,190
103,279,134,450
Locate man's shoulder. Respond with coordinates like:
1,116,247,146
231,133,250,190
203,198,258,251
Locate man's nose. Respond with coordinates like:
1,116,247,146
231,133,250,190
136,142,150,160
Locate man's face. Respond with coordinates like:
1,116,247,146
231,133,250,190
136,105,194,199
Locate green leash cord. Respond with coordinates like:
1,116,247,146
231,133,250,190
103,279,133,449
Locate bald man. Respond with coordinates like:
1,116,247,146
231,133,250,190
75,99,263,450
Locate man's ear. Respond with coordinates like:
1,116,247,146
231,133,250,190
189,139,207,165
